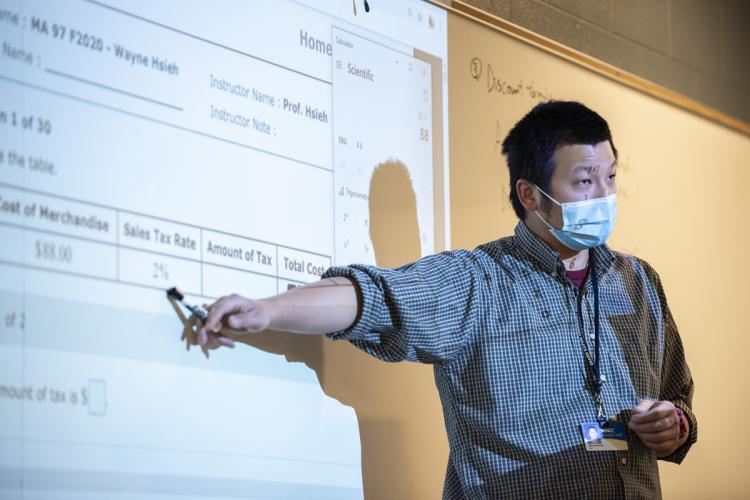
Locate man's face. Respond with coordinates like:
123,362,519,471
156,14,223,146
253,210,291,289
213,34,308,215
539,140,618,229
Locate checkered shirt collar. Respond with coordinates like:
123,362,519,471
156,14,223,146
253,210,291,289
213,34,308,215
513,220,615,277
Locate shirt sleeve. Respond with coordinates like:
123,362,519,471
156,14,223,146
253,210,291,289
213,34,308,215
640,259,698,464
321,250,483,364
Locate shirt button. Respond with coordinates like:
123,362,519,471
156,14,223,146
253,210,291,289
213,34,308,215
589,333,595,340
621,457,627,465
541,310,550,318
600,374,607,382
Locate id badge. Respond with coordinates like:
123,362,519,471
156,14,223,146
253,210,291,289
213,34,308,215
581,422,629,451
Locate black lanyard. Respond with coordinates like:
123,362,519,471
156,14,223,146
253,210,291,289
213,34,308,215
574,259,606,426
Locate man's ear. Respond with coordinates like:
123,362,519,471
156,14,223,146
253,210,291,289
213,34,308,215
516,179,539,214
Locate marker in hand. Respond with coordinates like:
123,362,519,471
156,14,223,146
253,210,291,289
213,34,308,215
166,287,235,356
166,287,209,320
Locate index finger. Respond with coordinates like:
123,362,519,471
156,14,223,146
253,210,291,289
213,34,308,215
630,407,674,425
631,399,655,414
200,295,246,336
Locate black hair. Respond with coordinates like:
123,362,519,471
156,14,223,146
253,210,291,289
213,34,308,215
501,100,618,219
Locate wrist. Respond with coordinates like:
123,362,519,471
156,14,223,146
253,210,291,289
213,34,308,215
256,297,276,330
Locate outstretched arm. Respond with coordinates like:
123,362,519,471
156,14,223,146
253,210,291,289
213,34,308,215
195,277,360,349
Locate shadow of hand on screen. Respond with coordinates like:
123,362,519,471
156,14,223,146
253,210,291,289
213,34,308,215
167,294,227,359
236,161,444,499
167,294,200,352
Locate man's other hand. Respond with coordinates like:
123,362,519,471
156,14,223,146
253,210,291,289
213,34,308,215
629,399,686,457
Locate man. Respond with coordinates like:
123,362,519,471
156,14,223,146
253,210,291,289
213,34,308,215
194,101,697,498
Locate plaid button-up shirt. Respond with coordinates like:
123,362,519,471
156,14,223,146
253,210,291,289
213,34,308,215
323,221,697,499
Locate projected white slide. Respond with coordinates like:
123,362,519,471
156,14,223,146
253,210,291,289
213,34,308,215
0,0,448,498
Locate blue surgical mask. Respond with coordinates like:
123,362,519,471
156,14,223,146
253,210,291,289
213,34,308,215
534,187,616,251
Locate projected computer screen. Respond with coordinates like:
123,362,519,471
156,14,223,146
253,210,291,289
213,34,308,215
0,0,448,498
